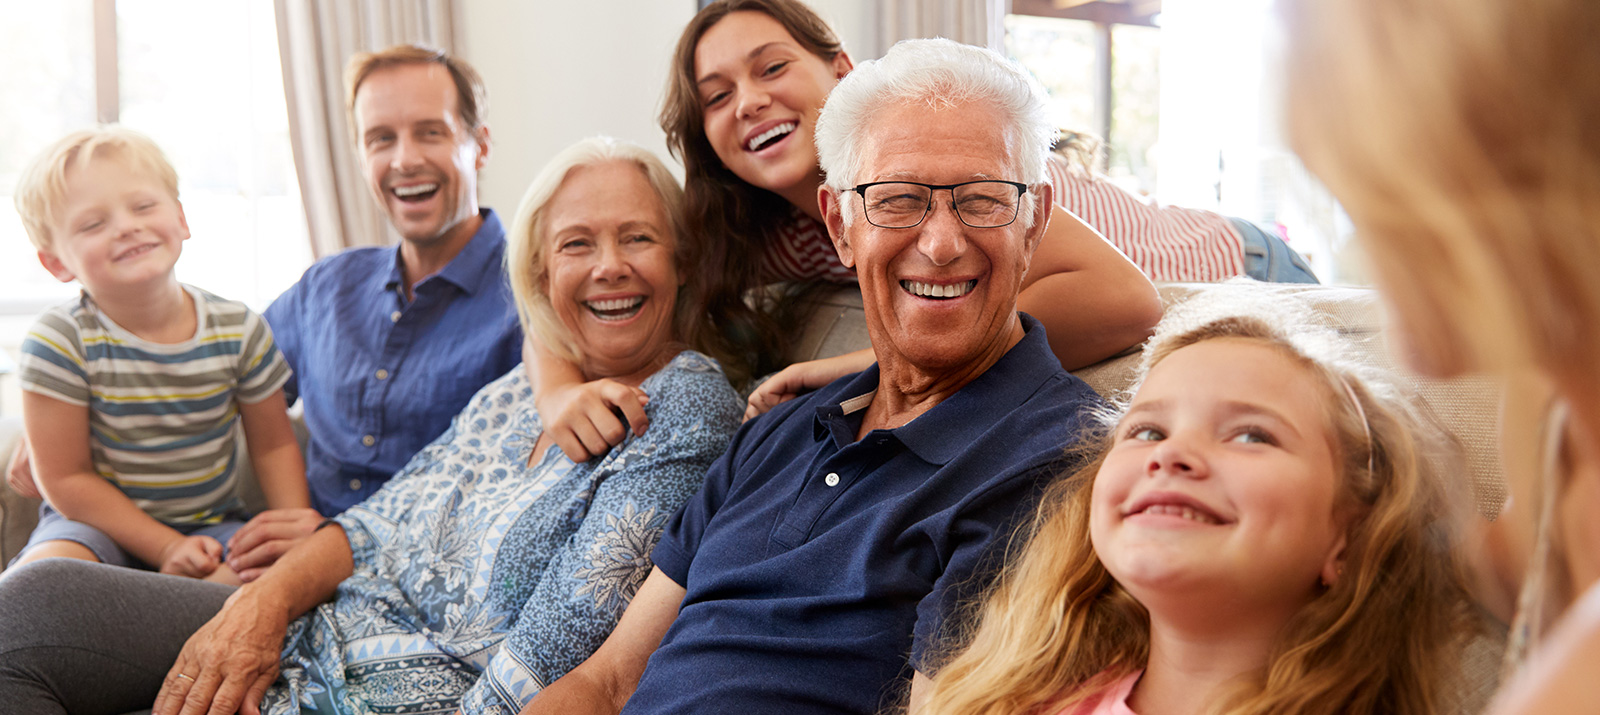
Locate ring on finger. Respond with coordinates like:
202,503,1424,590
176,673,196,682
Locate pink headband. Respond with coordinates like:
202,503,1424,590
1338,375,1375,475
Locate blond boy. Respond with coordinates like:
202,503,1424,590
9,126,309,584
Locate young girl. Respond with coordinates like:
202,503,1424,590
921,311,1479,715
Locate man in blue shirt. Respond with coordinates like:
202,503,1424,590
227,45,520,578
527,39,1117,715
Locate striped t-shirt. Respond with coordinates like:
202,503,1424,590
762,153,1246,284
19,285,292,525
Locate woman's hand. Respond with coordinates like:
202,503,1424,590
158,535,224,579
537,380,650,462
226,508,326,583
745,350,874,421
152,587,288,715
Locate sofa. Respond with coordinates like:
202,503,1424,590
0,281,1506,709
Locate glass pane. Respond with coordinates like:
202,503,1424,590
0,0,96,311
1108,24,1160,195
117,0,310,309
1004,15,1097,139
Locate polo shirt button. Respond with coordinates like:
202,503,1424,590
362,435,376,446
375,368,389,380
390,310,402,322
824,472,840,487
349,479,362,491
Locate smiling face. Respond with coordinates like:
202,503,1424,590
694,10,851,208
354,62,488,248
821,100,1047,375
39,153,189,296
1089,338,1348,625
542,161,682,383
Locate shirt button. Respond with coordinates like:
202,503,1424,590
375,368,389,380
349,479,362,491
362,435,376,447
390,310,402,322
824,472,840,487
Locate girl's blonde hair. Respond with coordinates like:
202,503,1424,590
925,311,1477,715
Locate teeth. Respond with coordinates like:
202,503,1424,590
393,183,439,197
585,296,645,321
116,244,155,261
1138,504,1220,525
746,122,796,151
901,280,976,299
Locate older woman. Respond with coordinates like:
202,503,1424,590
0,137,742,715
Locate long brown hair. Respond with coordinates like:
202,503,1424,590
660,0,846,378
925,315,1479,715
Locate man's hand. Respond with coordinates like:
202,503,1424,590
158,535,224,579
6,435,40,500
152,588,287,715
536,380,650,463
226,508,324,583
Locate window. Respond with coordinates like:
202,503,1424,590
1006,0,1351,282
1006,0,1161,196
0,0,311,415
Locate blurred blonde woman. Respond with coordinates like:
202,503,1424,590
923,312,1477,715
1282,0,1600,711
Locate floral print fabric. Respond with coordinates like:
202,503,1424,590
259,351,740,714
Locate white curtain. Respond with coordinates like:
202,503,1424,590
875,0,1005,57
274,0,458,257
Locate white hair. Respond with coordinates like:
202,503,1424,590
505,136,687,364
814,38,1057,227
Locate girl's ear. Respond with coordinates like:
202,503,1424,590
1320,533,1349,588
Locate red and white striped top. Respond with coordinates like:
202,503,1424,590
1045,155,1245,282
760,154,1246,284
762,205,858,284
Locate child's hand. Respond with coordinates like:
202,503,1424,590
536,380,650,463
157,535,223,579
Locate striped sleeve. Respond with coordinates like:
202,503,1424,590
1046,154,1246,282
234,308,291,404
18,303,92,406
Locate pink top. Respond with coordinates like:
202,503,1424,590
759,154,1247,285
1055,670,1143,715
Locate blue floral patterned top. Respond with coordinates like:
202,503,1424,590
258,351,740,715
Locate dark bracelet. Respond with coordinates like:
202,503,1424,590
315,518,341,532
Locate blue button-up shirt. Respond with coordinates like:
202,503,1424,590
265,209,522,514
631,314,1102,715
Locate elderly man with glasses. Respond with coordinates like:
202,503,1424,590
524,38,1105,715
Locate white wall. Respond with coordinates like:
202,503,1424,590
459,1,696,215
458,0,876,214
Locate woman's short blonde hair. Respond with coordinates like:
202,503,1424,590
1283,0,1600,387
13,126,180,251
504,137,690,366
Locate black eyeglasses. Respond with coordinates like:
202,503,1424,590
850,179,1029,229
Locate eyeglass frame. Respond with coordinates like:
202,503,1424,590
848,179,1031,229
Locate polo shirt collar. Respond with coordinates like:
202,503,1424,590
813,313,1063,465
382,208,504,295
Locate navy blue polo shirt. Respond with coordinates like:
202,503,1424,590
264,209,522,514
627,314,1102,715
